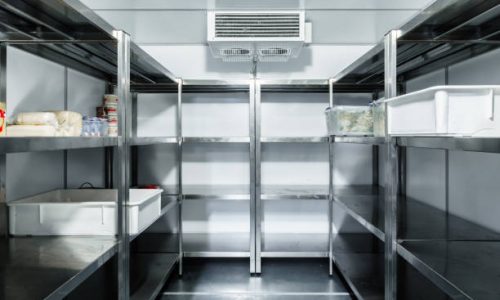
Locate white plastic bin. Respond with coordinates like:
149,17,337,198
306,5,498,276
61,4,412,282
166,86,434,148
325,105,373,136
386,86,500,137
8,188,163,236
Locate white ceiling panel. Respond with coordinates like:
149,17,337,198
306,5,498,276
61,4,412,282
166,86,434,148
95,10,418,44
82,0,435,10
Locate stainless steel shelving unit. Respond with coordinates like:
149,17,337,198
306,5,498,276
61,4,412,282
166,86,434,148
329,0,500,299
0,1,177,299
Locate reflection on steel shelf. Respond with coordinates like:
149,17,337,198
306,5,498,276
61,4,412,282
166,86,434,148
261,136,329,143
333,136,386,145
0,137,119,153
261,185,329,200
397,136,500,153
333,185,500,242
130,253,178,300
398,240,500,299
130,137,179,146
0,237,117,300
182,185,251,200
183,136,251,143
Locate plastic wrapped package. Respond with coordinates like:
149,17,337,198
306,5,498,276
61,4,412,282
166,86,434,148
325,106,373,136
52,111,83,137
15,112,58,127
7,125,57,137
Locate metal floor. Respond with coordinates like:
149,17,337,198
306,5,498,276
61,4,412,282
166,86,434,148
160,258,352,300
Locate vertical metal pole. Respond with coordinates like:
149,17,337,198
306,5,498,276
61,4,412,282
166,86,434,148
0,44,6,237
114,30,131,300
63,67,68,189
372,94,379,187
177,79,183,276
105,147,114,189
328,78,334,276
384,29,399,300
249,80,256,274
255,79,262,274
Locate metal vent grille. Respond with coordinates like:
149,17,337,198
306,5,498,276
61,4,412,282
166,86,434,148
214,13,301,38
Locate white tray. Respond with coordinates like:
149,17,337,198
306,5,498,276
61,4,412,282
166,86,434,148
385,86,500,137
8,188,163,236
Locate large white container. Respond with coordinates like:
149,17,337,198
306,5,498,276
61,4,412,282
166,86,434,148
8,188,163,236
386,86,500,137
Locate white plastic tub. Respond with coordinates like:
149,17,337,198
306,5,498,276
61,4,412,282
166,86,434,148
8,188,163,236
386,86,500,137
325,106,373,136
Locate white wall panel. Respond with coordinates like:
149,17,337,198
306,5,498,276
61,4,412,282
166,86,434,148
6,47,65,201
137,93,177,137
66,69,106,188
141,45,373,80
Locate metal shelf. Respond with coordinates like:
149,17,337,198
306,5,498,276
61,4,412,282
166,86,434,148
130,253,178,300
261,185,329,200
0,137,119,153
333,185,385,241
130,137,178,146
0,0,175,85
333,136,386,145
261,137,329,143
262,233,329,257
183,137,250,144
130,197,177,242
398,240,500,299
332,0,500,86
333,185,500,242
0,236,117,300
397,136,500,153
332,233,384,300
183,185,250,200
136,233,250,258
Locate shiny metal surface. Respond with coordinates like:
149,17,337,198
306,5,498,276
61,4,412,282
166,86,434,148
333,136,386,145
130,253,178,300
261,136,329,143
183,137,250,143
162,258,350,299
129,198,177,243
332,234,384,300
255,80,262,274
177,79,183,276
182,184,250,200
249,80,257,273
261,185,329,200
0,137,119,154
130,137,178,146
114,29,131,300
397,136,500,153
384,29,399,300
0,237,117,300
183,79,252,86
398,240,500,299
262,233,328,254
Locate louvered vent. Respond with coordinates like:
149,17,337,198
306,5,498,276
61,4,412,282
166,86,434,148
214,13,301,38
207,11,309,62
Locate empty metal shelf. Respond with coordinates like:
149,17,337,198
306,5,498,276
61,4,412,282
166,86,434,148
397,136,500,153
260,137,329,143
261,233,329,257
261,185,329,200
398,240,500,299
333,185,500,242
183,185,250,200
0,236,117,300
130,253,178,300
130,137,178,146
183,137,250,144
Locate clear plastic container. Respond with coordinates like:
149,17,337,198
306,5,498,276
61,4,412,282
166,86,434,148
325,106,373,136
371,100,385,137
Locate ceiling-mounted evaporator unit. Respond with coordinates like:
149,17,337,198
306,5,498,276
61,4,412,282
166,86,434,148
207,11,311,62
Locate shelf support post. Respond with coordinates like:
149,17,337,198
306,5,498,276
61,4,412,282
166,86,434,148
0,44,6,237
254,79,262,274
177,78,184,276
328,78,335,276
249,79,257,274
384,29,400,300
114,30,131,300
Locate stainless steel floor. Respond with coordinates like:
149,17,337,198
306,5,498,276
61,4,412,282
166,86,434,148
160,258,352,300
